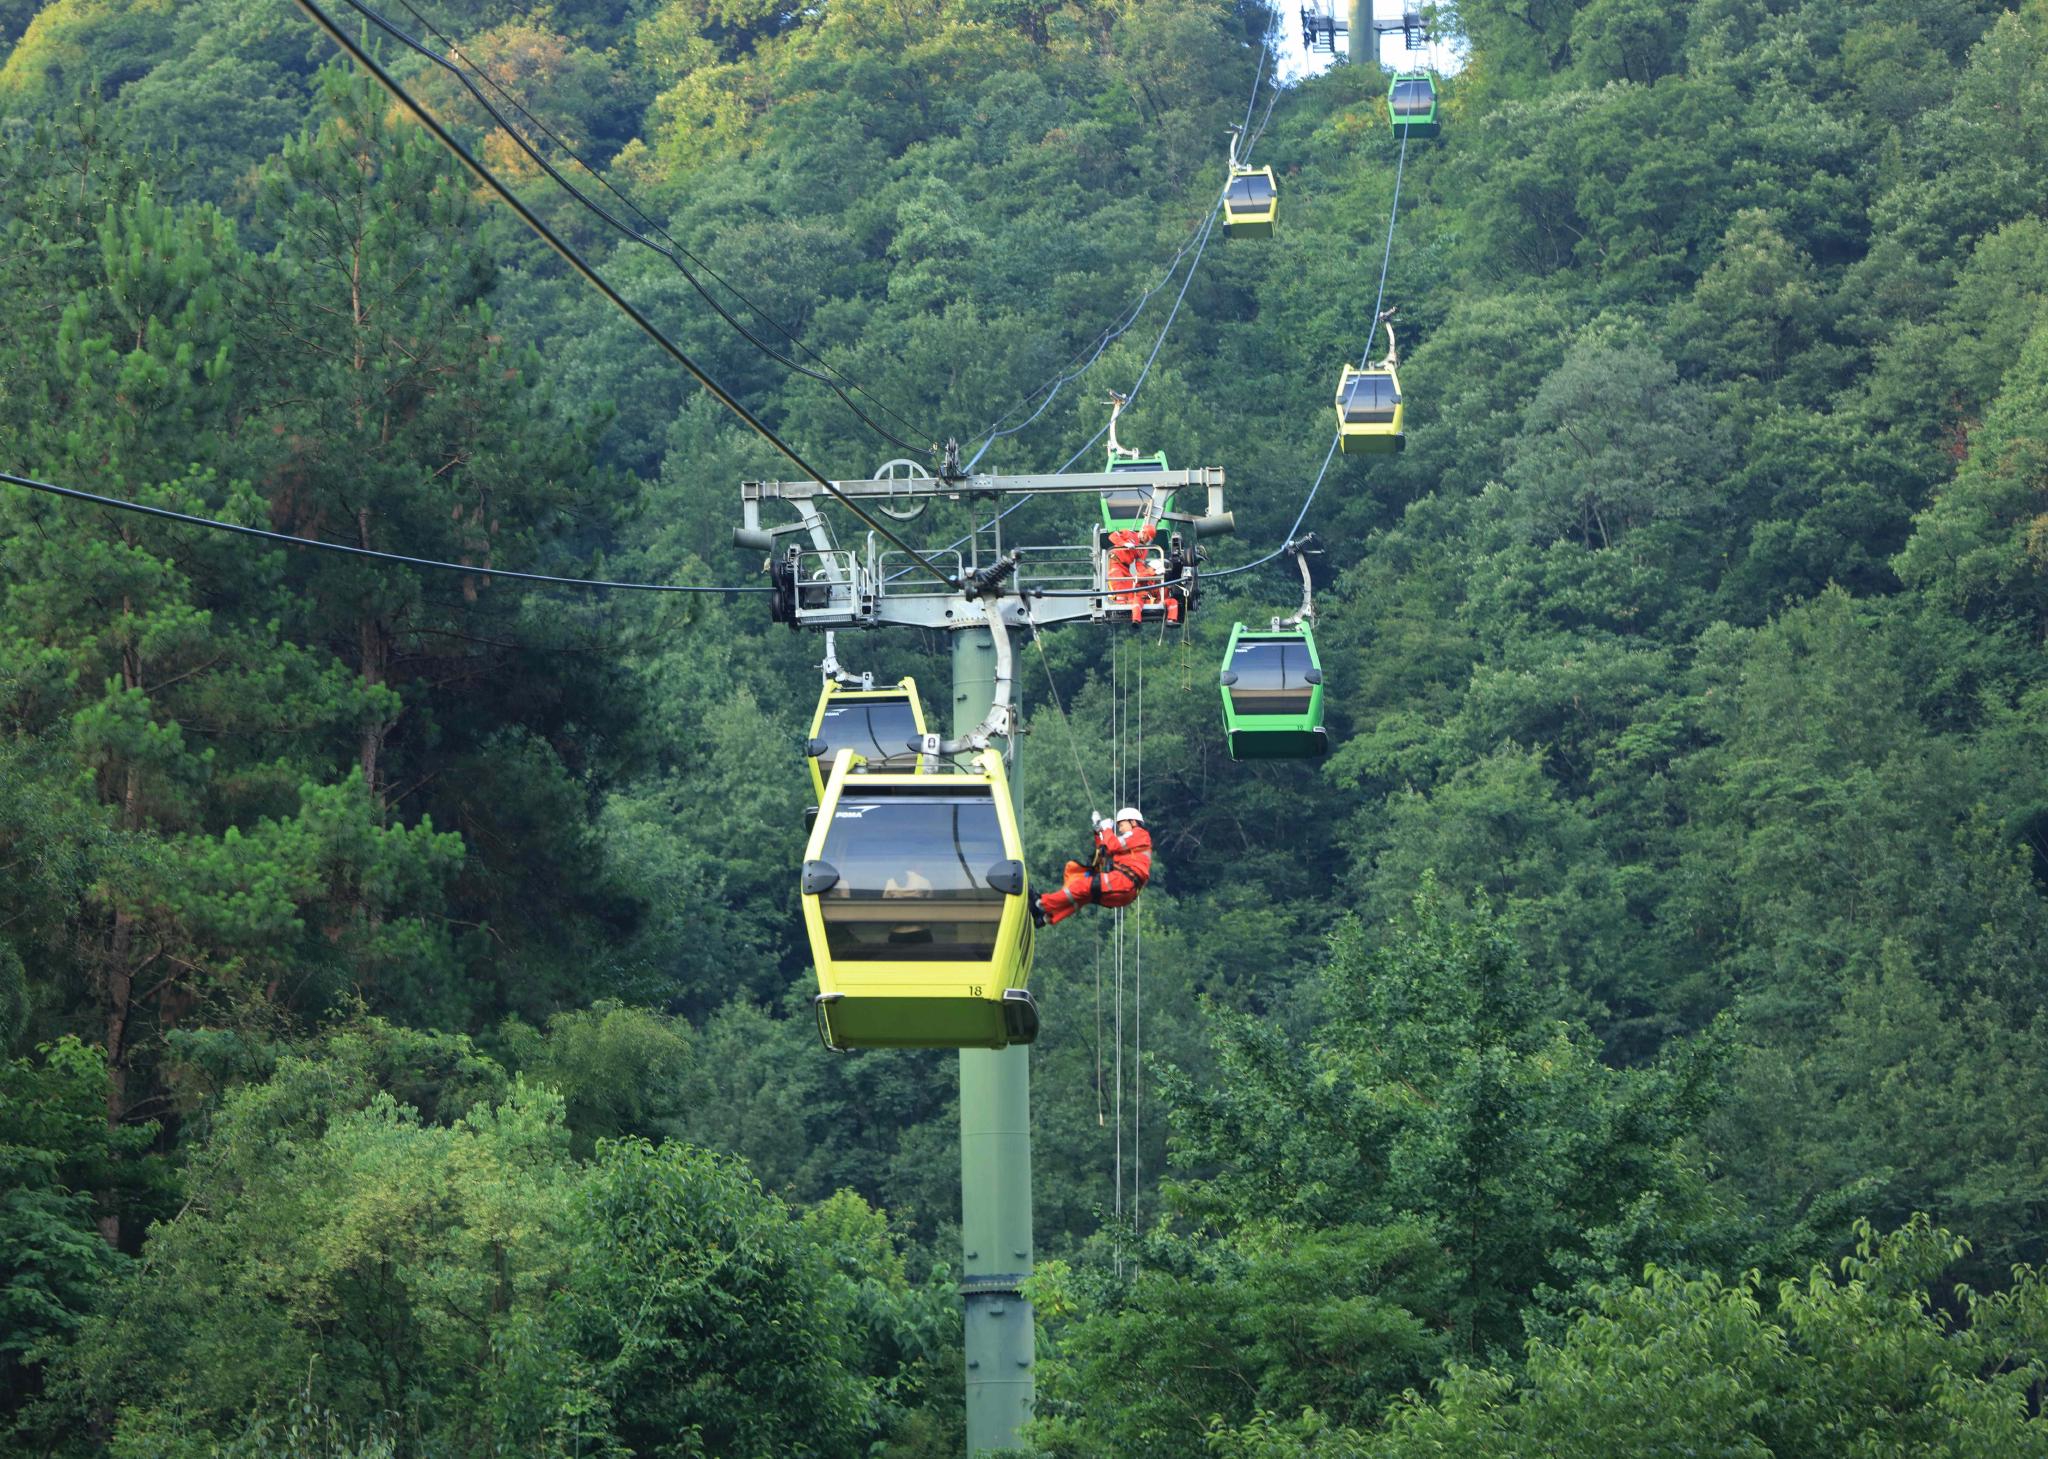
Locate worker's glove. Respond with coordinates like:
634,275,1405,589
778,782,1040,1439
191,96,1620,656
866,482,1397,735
1092,812,1112,832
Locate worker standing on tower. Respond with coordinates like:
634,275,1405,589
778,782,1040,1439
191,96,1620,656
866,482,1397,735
1031,807,1153,926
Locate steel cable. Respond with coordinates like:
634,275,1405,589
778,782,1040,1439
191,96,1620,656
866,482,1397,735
293,0,959,589
0,470,765,593
362,0,942,456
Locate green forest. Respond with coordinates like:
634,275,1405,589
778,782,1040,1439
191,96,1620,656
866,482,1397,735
5,0,2048,1452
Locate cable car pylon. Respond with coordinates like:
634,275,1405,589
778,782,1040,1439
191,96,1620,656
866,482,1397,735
739,451,1231,1454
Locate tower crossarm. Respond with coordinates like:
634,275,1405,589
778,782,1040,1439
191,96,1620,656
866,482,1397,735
742,468,1232,536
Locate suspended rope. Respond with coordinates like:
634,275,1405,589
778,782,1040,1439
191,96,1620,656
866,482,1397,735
1111,632,1125,1265
1027,121,1409,604
1114,639,1130,815
1132,637,1144,1228
1114,895,1126,1240
293,0,960,590
0,470,765,595
359,0,941,456
1024,609,1100,815
1239,39,1269,138
999,108,1406,604
886,51,1285,597
1095,937,1106,1127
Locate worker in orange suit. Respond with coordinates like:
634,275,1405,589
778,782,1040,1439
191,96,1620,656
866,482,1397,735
1031,807,1153,927
1106,519,1175,623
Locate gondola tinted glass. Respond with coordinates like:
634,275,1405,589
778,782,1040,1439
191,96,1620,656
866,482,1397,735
1339,372,1400,423
1226,173,1275,209
816,699,920,769
1104,461,1156,522
1391,79,1434,116
816,790,1008,962
1226,638,1317,716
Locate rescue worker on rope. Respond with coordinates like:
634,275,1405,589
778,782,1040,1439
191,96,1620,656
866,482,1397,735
1031,806,1152,927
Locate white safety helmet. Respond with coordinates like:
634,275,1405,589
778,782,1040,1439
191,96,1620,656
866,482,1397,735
1115,806,1145,825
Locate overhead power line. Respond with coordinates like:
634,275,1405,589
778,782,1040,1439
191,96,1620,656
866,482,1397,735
292,0,958,590
0,469,763,594
355,0,940,457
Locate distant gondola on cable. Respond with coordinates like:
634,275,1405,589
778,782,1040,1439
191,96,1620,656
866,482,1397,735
801,747,1038,1050
1388,72,1439,138
1222,126,1276,240
1219,537,1329,760
806,670,928,803
1100,392,1174,532
1336,308,1404,454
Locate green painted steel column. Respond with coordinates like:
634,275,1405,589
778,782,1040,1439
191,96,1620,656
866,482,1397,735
1349,0,1372,63
953,623,1034,1455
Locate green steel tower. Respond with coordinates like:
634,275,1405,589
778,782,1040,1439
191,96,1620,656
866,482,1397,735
954,626,1035,1453
737,458,1231,1456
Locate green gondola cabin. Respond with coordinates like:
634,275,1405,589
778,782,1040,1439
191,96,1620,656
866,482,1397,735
1219,622,1328,759
1388,72,1439,139
1101,449,1174,533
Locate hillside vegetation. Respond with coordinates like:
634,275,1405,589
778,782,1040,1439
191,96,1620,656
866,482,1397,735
4,1,2048,1454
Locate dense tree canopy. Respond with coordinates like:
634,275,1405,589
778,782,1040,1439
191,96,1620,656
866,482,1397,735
5,0,2048,1452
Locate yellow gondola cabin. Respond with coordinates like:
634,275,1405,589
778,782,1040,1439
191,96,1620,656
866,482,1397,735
801,747,1038,1050
1335,363,1404,453
805,676,928,804
1223,165,1277,239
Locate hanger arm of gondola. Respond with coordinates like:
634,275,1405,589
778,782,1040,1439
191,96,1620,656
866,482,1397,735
1374,308,1399,369
1278,537,1318,630
820,631,873,689
941,573,1019,757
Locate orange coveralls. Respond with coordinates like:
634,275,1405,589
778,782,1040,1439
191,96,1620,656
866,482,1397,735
1107,521,1176,623
1038,823,1153,925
